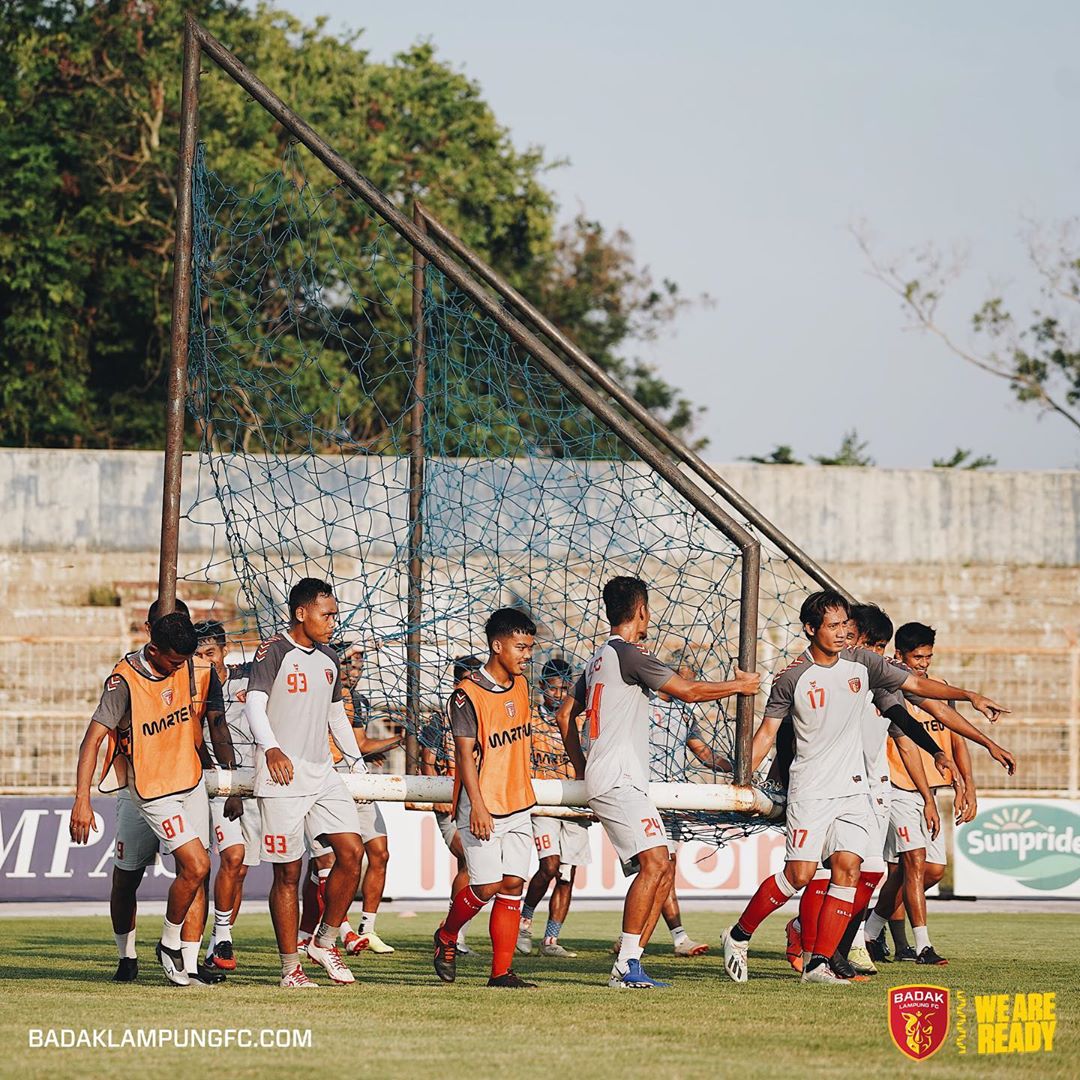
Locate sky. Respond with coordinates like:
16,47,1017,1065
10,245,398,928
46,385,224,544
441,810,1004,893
282,0,1080,469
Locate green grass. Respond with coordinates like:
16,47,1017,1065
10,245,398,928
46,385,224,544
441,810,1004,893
0,911,1076,1079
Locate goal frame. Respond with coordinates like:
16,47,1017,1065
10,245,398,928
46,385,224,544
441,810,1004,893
157,15,847,794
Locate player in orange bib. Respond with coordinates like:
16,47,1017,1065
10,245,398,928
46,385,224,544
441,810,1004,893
70,612,235,987
432,608,538,989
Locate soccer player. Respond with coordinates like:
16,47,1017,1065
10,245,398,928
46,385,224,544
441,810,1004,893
193,620,261,971
555,576,761,989
864,622,985,965
721,590,1009,986
243,577,365,989
70,612,233,986
517,657,592,959
299,641,405,956
432,609,539,989
99,597,193,981
421,655,482,955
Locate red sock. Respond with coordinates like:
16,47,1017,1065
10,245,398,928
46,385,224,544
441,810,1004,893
736,871,797,936
814,885,856,959
798,877,829,954
299,870,323,936
440,886,486,943
489,893,521,978
854,870,883,917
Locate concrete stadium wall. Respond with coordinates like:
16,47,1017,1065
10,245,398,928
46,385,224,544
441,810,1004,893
1,448,1076,565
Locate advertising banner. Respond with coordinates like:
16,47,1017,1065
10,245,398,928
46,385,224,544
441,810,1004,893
1,796,787,902
954,798,1080,898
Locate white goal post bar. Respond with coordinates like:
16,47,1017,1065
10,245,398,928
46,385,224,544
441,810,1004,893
203,769,783,819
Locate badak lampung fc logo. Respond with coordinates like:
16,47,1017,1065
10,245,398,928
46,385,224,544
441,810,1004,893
959,804,1080,890
888,985,950,1062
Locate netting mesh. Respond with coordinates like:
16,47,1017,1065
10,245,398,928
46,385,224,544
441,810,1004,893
182,141,818,845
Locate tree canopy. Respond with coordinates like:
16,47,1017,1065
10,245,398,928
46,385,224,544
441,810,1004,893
0,0,701,449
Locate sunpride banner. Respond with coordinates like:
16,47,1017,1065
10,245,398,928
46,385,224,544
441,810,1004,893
954,798,1080,898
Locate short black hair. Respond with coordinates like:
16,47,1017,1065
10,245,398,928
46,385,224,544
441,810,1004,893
150,612,198,657
604,576,648,625
799,589,850,632
289,577,334,621
484,608,536,644
895,622,936,653
541,657,573,684
193,619,227,647
452,655,483,682
850,603,893,647
147,597,190,625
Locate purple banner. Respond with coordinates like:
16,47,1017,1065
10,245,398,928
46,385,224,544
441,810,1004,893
0,796,274,902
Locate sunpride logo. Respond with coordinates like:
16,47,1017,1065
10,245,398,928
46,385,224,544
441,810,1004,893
960,804,1080,891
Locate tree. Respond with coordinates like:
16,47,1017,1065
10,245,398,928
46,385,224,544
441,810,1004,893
0,0,701,449
932,448,996,470
854,221,1080,437
742,445,803,465
811,429,874,467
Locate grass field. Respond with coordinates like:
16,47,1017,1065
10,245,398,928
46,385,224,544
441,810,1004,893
0,910,1076,1079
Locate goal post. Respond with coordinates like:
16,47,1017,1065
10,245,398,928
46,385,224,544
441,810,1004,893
158,16,847,834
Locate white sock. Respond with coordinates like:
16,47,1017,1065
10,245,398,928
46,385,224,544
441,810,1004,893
281,952,300,977
180,940,200,973
160,917,182,951
792,917,801,934
456,928,468,947
864,910,886,942
315,921,339,948
616,932,643,966
213,908,233,943
340,919,354,940
114,930,137,959
669,924,689,946
359,911,377,935
913,924,931,952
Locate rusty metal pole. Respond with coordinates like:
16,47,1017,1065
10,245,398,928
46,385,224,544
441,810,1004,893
405,204,427,776
734,545,761,786
157,16,202,616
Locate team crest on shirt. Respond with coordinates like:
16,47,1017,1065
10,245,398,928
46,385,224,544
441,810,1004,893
325,668,335,685
160,688,174,706
505,700,517,718
849,677,862,694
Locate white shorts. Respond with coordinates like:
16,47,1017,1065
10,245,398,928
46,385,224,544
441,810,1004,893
863,788,891,874
210,796,263,867
113,788,160,871
130,780,211,856
434,810,459,852
532,816,593,868
785,792,872,863
456,797,533,886
309,801,387,857
258,770,361,864
885,786,947,865
589,784,669,866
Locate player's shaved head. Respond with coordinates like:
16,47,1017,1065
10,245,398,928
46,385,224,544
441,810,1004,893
604,576,648,626
147,597,190,625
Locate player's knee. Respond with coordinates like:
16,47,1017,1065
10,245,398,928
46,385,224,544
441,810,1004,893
273,861,302,888
924,863,945,887
473,881,501,902
218,846,244,873
499,875,525,897
538,857,559,881
901,850,926,876
333,836,364,871
111,866,144,896
636,847,669,881
177,846,211,882
368,843,389,871
786,864,816,889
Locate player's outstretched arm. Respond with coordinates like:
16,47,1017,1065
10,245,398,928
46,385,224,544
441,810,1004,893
951,734,979,823
244,689,293,784
454,734,494,841
555,694,587,780
660,668,761,705
894,735,941,839
901,673,1008,723
750,715,782,775
688,736,732,772
70,720,110,844
207,708,237,770
916,698,1016,775
354,732,404,757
